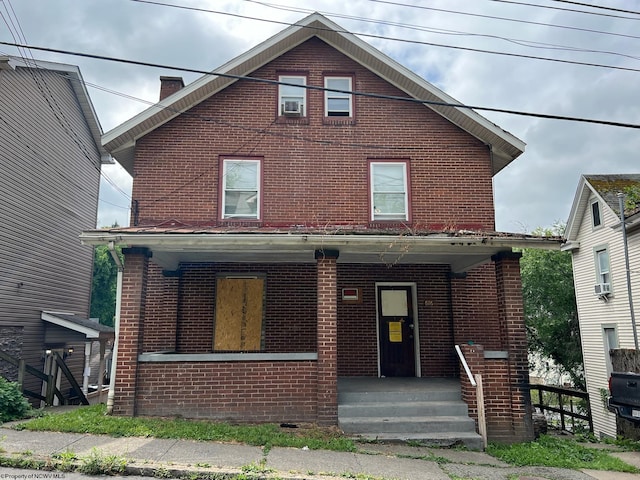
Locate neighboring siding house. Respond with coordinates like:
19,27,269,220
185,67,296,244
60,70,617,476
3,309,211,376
564,174,640,439
82,13,559,445
0,56,113,403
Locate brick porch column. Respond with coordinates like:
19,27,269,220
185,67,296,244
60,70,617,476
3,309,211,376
492,251,534,442
113,247,151,416
315,249,339,425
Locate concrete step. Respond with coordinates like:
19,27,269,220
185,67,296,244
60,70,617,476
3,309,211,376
339,415,477,434
338,389,461,403
338,400,469,417
354,431,485,450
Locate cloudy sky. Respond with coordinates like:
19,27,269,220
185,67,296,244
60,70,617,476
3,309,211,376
3,0,639,232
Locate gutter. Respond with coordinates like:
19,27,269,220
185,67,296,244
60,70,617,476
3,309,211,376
106,241,123,415
80,232,562,251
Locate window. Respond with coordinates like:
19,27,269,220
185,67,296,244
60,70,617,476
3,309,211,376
595,247,610,285
325,76,352,117
592,200,602,228
603,326,618,378
370,161,409,221
279,75,306,116
214,277,265,351
221,158,261,220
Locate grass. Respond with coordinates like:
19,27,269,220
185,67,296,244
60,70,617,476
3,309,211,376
487,434,639,473
16,404,356,452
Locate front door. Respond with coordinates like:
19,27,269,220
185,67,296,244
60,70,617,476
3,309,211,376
377,285,416,377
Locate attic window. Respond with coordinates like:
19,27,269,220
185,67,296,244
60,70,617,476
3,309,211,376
591,201,601,228
279,75,306,117
324,76,353,117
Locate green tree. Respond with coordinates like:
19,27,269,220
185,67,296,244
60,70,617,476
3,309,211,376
90,225,122,327
520,223,585,389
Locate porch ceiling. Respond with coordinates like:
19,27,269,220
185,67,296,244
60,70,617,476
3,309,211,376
80,231,561,273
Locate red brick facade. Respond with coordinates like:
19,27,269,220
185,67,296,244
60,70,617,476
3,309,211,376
108,31,533,443
131,38,495,231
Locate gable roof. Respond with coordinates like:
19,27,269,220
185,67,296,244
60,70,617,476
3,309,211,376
565,174,640,241
1,55,111,163
102,12,525,177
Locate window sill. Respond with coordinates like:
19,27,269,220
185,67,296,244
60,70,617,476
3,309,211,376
323,117,355,126
138,352,318,362
276,116,309,125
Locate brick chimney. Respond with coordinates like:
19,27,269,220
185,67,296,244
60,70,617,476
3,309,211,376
159,76,184,101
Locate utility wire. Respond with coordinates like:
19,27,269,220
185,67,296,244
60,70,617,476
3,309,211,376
244,0,640,61
549,0,640,16
488,0,640,19
362,0,640,40
4,40,638,130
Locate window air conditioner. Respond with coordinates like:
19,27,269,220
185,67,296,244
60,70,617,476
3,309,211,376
283,100,302,115
594,283,611,296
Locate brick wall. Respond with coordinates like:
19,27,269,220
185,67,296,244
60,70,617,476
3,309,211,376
131,37,495,231
172,263,317,354
337,264,456,377
451,264,502,349
135,361,317,422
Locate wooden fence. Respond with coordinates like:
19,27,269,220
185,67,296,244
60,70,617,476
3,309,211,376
530,384,592,433
0,350,88,406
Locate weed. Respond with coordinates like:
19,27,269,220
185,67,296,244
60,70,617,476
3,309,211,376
154,465,173,478
487,434,639,472
195,462,212,467
19,404,356,452
77,448,127,475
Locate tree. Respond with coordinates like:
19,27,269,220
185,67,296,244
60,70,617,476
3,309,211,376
90,224,122,327
520,223,585,389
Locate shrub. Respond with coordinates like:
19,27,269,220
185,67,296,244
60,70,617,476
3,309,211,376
0,377,32,422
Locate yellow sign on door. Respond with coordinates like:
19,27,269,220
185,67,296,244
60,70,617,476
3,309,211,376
388,321,402,342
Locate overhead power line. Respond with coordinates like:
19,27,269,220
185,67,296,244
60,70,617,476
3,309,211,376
3,40,640,130
489,0,640,19
549,0,640,16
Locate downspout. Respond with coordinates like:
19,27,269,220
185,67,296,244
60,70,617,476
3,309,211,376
617,193,638,350
107,241,123,414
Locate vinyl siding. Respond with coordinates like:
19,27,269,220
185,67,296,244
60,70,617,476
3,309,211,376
0,66,101,395
571,193,640,438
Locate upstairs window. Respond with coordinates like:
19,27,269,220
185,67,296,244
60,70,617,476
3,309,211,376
595,247,610,285
324,76,352,117
370,161,409,221
221,158,261,220
591,200,602,228
279,75,306,117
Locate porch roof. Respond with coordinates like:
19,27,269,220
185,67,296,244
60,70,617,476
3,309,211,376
81,226,561,273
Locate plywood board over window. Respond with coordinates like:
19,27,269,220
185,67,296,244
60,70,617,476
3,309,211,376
214,277,264,351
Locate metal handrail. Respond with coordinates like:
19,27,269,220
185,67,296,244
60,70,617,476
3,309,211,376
455,344,477,387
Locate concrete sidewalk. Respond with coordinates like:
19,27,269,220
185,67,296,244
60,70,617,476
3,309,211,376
1,425,640,480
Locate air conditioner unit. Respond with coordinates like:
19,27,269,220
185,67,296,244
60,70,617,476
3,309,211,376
283,100,302,115
595,283,611,296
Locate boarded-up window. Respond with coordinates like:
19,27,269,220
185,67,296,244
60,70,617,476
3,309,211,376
214,277,264,351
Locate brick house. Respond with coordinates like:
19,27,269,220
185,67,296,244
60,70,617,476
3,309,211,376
82,13,558,445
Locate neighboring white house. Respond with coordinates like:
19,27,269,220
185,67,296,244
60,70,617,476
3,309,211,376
563,174,640,439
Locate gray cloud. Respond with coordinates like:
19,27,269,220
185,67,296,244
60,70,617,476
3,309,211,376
7,0,639,231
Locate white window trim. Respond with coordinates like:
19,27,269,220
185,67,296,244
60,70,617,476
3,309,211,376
370,161,409,222
591,199,602,229
594,245,611,293
278,75,306,117
221,158,261,220
324,76,353,117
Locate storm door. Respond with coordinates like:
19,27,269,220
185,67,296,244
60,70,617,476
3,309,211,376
377,284,416,377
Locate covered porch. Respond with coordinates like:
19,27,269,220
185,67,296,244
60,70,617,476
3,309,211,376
80,227,558,443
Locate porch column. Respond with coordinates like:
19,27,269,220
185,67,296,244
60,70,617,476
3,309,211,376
492,251,534,442
113,247,151,416
315,249,339,425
